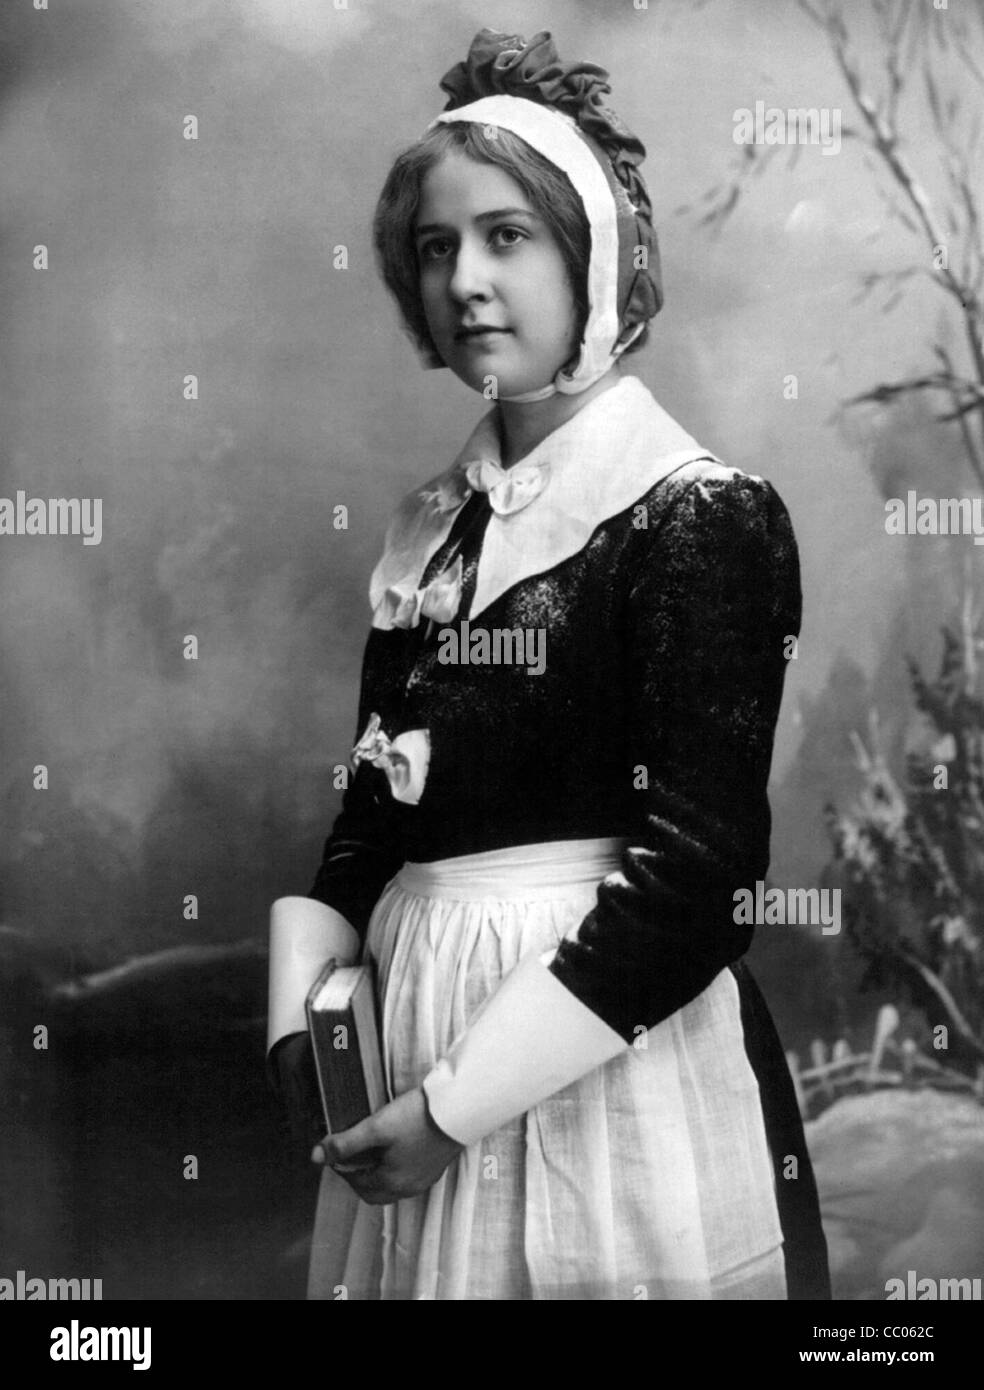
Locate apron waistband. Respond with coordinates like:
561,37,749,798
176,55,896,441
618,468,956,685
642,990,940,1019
395,837,630,901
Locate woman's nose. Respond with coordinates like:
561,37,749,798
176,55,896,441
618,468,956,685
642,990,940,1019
447,240,492,304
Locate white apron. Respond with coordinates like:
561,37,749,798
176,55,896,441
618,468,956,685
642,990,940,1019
307,839,786,1300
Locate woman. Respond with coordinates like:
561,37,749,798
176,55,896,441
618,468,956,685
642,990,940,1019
269,26,830,1301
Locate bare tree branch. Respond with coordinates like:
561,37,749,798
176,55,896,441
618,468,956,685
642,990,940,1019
689,0,984,486
797,0,984,460
897,946,984,1064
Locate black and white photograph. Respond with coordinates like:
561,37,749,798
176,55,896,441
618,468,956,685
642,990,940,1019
2,0,983,1349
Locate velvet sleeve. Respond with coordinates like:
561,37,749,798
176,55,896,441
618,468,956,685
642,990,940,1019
307,637,409,941
548,464,802,1040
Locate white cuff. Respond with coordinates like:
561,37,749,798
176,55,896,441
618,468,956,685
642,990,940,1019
421,949,628,1147
266,896,360,1054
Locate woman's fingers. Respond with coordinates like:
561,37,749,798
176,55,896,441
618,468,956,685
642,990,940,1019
334,1166,410,1206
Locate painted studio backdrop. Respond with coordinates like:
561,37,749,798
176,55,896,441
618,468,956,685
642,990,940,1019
2,0,983,1300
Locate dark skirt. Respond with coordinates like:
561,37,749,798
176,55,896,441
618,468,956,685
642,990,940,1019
730,958,832,1299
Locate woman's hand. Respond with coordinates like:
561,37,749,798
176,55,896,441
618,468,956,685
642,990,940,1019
268,1031,325,1156
312,1087,464,1205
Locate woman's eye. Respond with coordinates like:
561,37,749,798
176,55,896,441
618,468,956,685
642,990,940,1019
491,226,526,249
419,238,452,263
418,227,527,264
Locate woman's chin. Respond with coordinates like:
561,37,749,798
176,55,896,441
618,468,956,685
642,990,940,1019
448,362,555,400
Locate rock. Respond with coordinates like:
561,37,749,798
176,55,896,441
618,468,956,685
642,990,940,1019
806,1089,984,1300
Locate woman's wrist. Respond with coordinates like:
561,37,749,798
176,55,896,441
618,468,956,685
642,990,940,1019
420,1082,464,1149
420,949,628,1148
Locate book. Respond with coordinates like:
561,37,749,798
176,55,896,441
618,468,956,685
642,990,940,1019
305,960,388,1135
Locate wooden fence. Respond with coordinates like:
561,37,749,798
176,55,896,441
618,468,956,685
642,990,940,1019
786,1004,984,1119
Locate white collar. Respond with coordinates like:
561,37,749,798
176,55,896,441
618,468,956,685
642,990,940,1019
369,375,719,626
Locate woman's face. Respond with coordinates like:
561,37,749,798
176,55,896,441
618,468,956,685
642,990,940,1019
414,150,582,398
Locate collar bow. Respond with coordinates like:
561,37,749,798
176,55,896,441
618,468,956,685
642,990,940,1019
372,552,464,631
463,457,549,515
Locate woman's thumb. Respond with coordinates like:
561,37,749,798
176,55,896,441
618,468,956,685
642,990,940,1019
313,1118,376,1167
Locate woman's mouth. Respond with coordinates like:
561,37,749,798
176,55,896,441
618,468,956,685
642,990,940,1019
455,326,511,343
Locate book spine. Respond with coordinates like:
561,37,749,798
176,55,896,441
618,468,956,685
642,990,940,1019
310,1009,371,1135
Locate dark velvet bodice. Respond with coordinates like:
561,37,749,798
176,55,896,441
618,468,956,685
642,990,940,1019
310,457,802,1041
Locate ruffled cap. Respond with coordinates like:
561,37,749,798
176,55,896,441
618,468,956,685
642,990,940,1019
438,28,663,332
